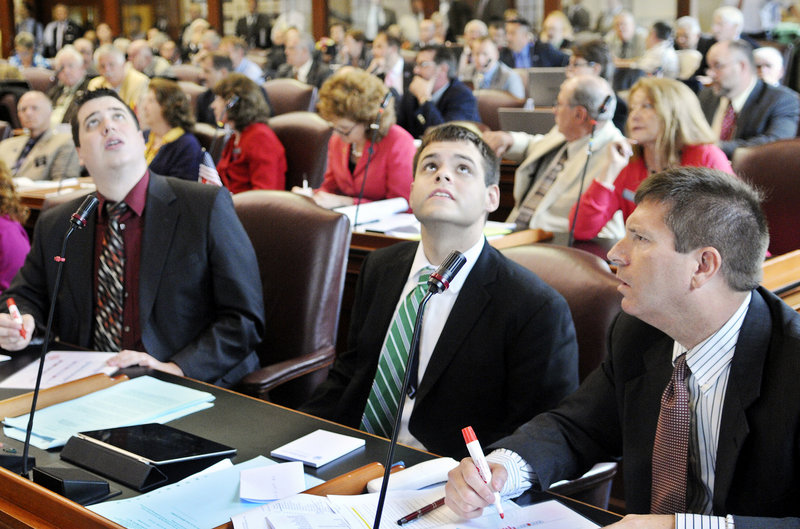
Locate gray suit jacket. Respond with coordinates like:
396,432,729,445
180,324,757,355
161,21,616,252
0,128,80,181
699,79,800,158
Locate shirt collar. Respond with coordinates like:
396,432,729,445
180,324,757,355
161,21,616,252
410,236,485,295
671,291,752,391
430,80,451,105
97,170,150,218
730,77,758,113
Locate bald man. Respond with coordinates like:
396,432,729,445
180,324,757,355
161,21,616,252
0,91,80,181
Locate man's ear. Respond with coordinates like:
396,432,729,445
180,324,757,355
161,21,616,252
691,247,722,289
485,183,500,214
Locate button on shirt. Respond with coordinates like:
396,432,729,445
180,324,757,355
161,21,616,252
395,237,485,450
93,172,148,351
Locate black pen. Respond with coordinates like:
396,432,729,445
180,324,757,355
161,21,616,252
397,497,446,525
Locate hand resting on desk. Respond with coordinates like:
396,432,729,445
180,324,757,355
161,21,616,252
0,312,35,351
444,457,508,519
106,350,184,377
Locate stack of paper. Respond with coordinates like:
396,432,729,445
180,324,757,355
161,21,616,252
3,376,214,449
270,429,365,468
335,198,409,227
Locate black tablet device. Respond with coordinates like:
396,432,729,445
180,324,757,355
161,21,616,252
76,423,236,465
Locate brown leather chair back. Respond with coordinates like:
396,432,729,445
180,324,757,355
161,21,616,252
193,122,232,164
233,190,351,407
262,78,317,116
0,93,20,129
22,67,56,93
502,244,622,381
268,111,333,189
171,64,204,84
733,138,800,256
474,89,525,131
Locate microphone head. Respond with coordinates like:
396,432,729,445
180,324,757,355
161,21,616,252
427,250,467,294
70,195,99,229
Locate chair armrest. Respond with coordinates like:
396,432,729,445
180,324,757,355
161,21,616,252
237,346,336,399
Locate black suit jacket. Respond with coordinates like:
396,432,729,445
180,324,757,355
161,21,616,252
275,59,332,89
1,174,264,387
698,79,800,158
499,41,569,69
46,76,92,125
495,287,800,525
397,78,481,139
235,13,272,49
302,241,579,458
44,20,82,58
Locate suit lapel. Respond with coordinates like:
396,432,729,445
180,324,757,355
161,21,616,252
138,174,178,325
61,198,98,345
712,290,771,512
414,244,495,404
735,80,765,138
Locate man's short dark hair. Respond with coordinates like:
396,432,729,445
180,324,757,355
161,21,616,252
651,21,673,42
376,31,402,49
413,123,499,186
207,52,233,72
635,167,768,291
420,45,457,80
71,88,140,147
571,38,613,81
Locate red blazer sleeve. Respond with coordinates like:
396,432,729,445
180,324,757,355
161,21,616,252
239,123,287,191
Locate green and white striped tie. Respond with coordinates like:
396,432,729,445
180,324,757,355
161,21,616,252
361,268,433,437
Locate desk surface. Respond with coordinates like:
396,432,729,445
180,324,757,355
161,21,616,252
0,356,621,528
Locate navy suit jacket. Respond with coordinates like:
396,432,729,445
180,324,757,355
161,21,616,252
495,287,800,526
397,78,481,139
146,131,203,182
235,13,272,49
499,41,569,69
302,241,579,458
698,79,800,158
1,174,264,387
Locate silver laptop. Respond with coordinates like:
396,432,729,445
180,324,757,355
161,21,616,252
527,67,568,107
498,108,556,135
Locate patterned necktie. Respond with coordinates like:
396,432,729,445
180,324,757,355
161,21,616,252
651,353,691,514
361,268,433,437
93,202,128,352
514,145,568,230
719,102,736,142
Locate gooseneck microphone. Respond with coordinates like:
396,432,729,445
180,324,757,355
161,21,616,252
569,94,614,247
20,194,99,476
372,250,466,529
353,90,395,229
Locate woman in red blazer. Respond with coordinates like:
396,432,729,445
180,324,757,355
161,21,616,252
303,68,415,208
212,73,286,193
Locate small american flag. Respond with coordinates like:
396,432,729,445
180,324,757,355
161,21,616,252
198,149,222,187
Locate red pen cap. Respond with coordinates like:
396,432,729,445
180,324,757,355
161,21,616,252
462,426,477,444
6,298,15,309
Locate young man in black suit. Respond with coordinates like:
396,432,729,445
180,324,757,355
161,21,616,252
302,124,579,458
446,167,800,528
0,89,264,388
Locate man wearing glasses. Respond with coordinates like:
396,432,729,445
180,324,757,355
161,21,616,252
397,45,480,139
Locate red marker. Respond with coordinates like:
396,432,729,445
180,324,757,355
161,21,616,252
6,298,26,339
462,426,504,519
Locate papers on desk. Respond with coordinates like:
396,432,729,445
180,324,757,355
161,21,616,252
357,213,514,240
0,350,117,389
240,462,307,502
13,176,80,191
89,455,324,529
271,429,366,468
335,198,409,227
2,375,214,449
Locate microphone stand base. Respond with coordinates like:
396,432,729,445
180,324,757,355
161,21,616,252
0,454,35,476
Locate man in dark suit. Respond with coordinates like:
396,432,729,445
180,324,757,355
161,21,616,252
235,0,271,50
500,19,569,69
446,166,800,528
699,39,800,159
302,124,579,459
47,45,92,126
0,89,264,388
43,3,82,58
276,29,332,89
397,45,481,139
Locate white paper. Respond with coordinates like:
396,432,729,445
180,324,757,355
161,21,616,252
271,429,365,468
438,499,600,529
233,494,339,529
0,351,118,389
265,512,351,529
241,462,306,502
335,198,410,227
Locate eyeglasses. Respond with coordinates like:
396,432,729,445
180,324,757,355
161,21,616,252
414,60,436,69
330,122,357,137
567,60,596,70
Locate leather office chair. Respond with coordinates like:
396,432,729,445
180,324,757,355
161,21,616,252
501,243,623,510
0,93,21,129
267,111,333,189
171,64,203,84
0,120,12,141
192,122,232,164
262,78,317,116
233,190,351,408
732,138,800,256
473,89,525,131
21,67,56,93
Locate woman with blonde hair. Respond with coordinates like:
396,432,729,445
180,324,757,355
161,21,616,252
139,78,203,181
212,73,286,192
0,161,30,292
570,77,733,240
303,68,415,208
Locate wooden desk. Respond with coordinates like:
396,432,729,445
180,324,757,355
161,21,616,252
17,179,94,235
763,250,800,311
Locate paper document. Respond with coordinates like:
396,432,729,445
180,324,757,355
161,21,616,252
335,198,409,227
0,351,117,389
358,214,514,240
240,461,306,502
233,494,341,529
90,456,324,529
3,375,214,449
271,429,366,468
